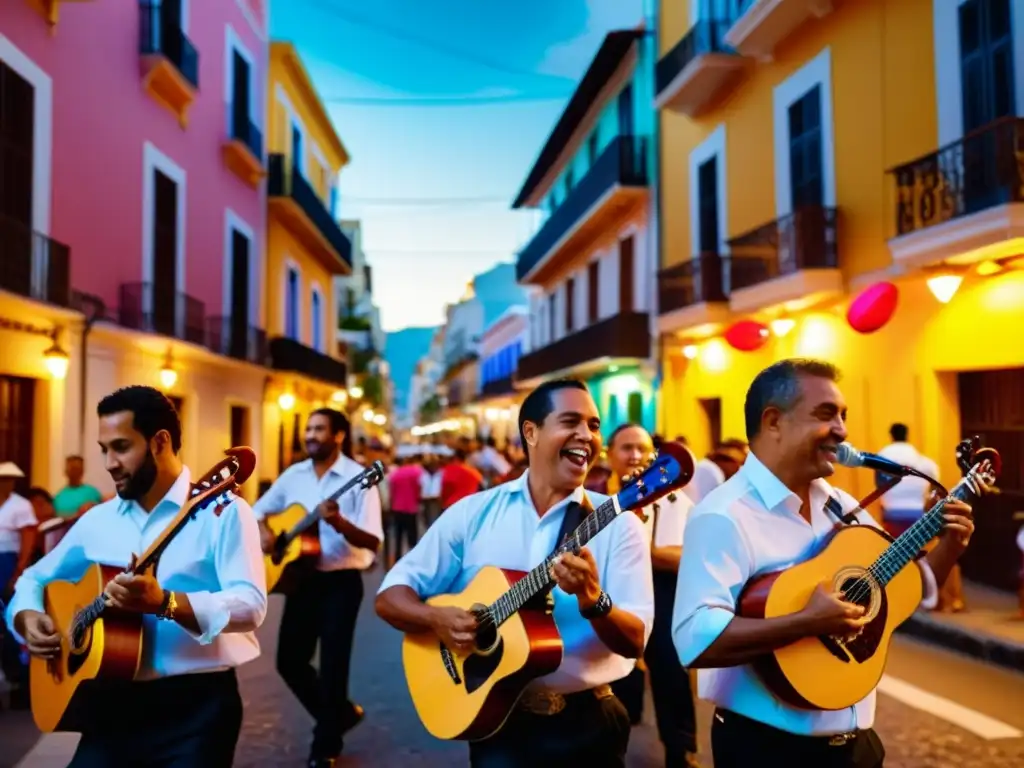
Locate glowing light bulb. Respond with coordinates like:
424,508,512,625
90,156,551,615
926,274,962,304
682,344,698,360
277,392,295,410
159,366,178,390
770,318,796,337
44,345,69,380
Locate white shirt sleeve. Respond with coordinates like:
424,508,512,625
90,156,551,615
184,495,268,644
251,472,292,521
378,497,470,597
9,496,37,529
348,484,384,545
653,494,691,548
603,512,655,642
673,512,751,667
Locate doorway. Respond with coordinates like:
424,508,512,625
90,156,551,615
699,397,722,453
0,60,35,298
152,169,178,336
957,367,1023,591
0,375,35,494
229,404,250,448
229,229,250,359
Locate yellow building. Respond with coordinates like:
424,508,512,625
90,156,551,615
655,0,1023,590
263,41,353,478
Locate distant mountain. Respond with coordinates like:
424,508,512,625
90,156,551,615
384,326,438,416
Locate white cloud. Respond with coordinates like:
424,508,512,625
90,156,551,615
536,0,645,79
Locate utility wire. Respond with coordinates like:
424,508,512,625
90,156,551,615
344,195,510,205
304,0,575,87
323,93,570,107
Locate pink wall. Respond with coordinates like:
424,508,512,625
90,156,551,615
0,0,268,322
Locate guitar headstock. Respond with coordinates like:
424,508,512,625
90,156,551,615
361,460,386,489
615,441,695,512
955,436,1001,494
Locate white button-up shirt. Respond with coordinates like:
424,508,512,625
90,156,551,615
643,491,693,549
379,470,654,694
684,458,725,505
4,468,267,680
0,493,36,553
673,452,938,736
253,454,383,572
876,442,939,521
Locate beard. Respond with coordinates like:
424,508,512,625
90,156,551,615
305,440,335,462
115,450,158,501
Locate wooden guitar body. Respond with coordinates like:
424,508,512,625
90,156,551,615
402,566,563,741
30,563,143,732
739,525,922,711
263,502,322,594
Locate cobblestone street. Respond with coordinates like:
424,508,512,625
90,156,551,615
6,568,1024,767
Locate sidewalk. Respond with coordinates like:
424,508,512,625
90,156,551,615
898,581,1024,673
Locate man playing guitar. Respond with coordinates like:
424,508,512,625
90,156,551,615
5,386,267,767
375,378,653,766
673,359,975,768
254,408,383,768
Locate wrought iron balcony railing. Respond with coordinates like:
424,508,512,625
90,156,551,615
657,252,728,314
268,154,352,268
119,282,206,345
138,1,199,89
0,215,71,307
206,316,267,364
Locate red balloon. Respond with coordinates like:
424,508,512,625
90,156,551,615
847,282,899,334
724,320,770,352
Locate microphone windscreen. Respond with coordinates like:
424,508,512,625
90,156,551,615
835,443,862,468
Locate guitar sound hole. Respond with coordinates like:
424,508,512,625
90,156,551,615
475,621,497,654
839,577,873,610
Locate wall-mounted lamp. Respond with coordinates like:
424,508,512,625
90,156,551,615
682,344,698,360
349,385,364,400
926,274,963,304
43,331,69,380
278,392,296,411
159,349,178,390
770,317,796,337
331,390,347,404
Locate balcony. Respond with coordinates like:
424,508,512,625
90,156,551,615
268,154,352,274
517,136,648,284
0,216,71,307
28,0,95,27
656,20,748,117
725,0,837,60
887,118,1024,270
657,252,731,335
222,114,264,188
269,336,347,387
118,282,206,345
480,375,515,398
139,1,199,128
205,316,267,365
726,206,841,313
516,312,650,384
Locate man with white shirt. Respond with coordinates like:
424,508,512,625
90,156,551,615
254,408,383,768
6,385,267,767
606,424,699,767
876,423,940,538
376,378,653,766
673,359,975,767
684,440,747,505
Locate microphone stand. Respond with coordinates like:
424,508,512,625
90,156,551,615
854,466,948,512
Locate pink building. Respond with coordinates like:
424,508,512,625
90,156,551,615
0,1,271,495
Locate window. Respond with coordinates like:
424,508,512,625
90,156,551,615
587,133,599,166
285,266,299,340
619,236,635,313
0,62,34,229
565,277,575,333
229,405,250,448
564,167,574,193
697,157,719,253
627,392,643,425
330,184,339,218
587,260,599,322
228,39,252,146
788,85,823,209
959,0,1015,132
311,288,323,351
548,294,556,342
291,123,303,175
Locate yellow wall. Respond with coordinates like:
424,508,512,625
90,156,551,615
660,0,938,280
661,270,1024,503
266,223,339,346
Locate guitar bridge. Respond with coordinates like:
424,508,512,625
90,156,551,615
439,643,461,684
819,634,853,663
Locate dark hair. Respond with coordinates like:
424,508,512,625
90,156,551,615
890,423,908,442
720,437,748,451
65,455,84,463
26,486,53,504
608,422,646,448
743,359,841,440
453,448,468,462
310,408,352,458
517,378,589,462
97,385,182,453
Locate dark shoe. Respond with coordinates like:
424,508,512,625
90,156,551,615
341,702,365,734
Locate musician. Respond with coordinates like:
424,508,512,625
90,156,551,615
5,385,267,767
606,423,699,767
253,408,383,768
376,378,653,767
673,359,975,768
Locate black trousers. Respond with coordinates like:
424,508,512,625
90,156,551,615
711,709,885,768
67,669,242,767
277,568,364,757
612,570,698,761
468,690,631,767
388,512,419,561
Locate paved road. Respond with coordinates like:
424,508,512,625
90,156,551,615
6,568,1024,767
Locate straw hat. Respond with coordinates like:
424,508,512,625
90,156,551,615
0,462,25,479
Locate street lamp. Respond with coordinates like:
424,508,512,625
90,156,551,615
278,392,296,411
159,350,177,391
43,336,69,380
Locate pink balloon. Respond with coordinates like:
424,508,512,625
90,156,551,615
724,320,770,352
847,282,899,334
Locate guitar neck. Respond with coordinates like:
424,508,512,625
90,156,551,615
489,497,621,625
871,467,982,585
289,472,368,538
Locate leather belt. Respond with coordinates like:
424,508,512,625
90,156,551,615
518,684,613,716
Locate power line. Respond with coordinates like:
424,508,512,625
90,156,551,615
364,248,515,256
305,0,575,87
344,195,510,206
324,93,570,107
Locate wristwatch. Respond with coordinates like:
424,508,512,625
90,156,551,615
580,591,613,619
156,590,178,621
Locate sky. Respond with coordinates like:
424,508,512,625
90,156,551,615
270,0,644,332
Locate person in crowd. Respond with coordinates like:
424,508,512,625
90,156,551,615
387,456,423,568
684,439,747,504
439,449,483,511
52,455,103,519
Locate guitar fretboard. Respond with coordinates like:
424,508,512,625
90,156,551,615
868,464,985,585
488,497,621,625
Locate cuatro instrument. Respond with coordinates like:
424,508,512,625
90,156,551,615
263,460,385,593
401,442,695,741
30,447,257,733
737,437,1000,711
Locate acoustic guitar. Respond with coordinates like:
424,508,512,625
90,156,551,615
30,447,257,733
401,441,695,741
263,460,385,593
737,437,1000,711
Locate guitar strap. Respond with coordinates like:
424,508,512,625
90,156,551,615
553,492,595,556
827,486,927,561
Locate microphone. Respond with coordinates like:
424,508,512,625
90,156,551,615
835,443,912,476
